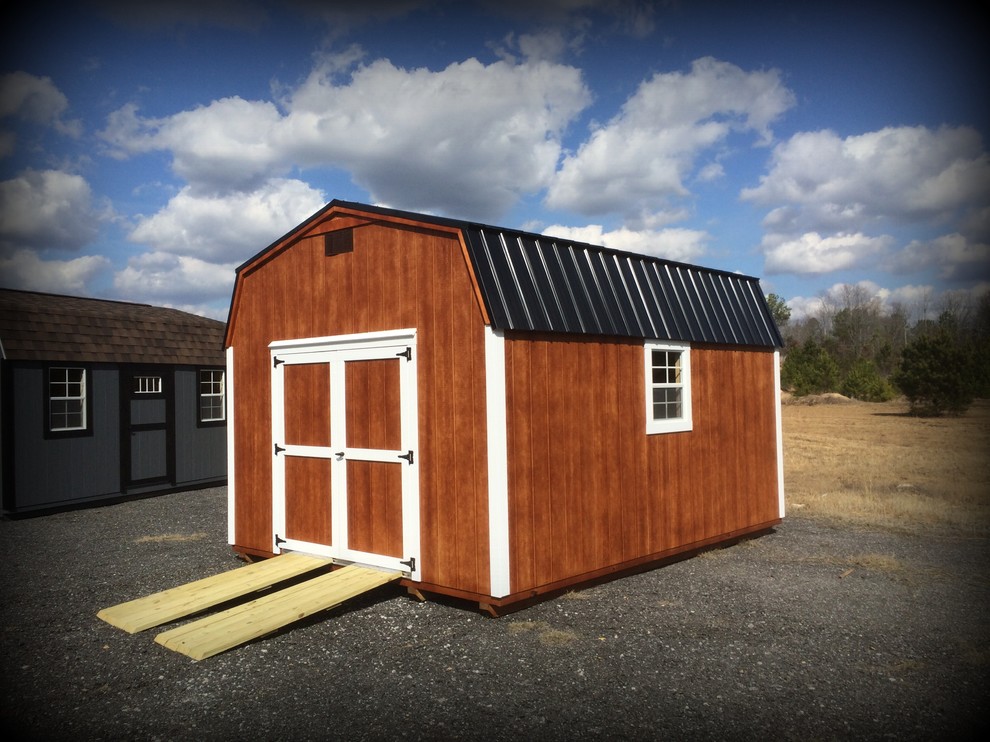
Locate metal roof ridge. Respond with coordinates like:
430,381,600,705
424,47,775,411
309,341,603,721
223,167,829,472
323,200,764,283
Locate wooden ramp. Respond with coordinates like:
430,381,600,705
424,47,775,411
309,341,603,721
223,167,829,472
154,564,400,660
97,552,332,634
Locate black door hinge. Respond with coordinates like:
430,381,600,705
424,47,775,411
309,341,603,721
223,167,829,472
274,443,285,455
275,534,286,547
398,450,414,465
396,347,411,361
273,356,284,367
400,557,416,572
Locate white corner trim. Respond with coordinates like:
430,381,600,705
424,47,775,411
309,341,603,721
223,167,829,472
485,327,511,598
226,346,236,545
774,349,785,518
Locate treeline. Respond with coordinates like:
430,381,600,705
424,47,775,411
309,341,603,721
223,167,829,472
773,285,990,416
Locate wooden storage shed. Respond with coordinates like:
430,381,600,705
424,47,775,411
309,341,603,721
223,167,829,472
224,200,785,613
0,289,228,514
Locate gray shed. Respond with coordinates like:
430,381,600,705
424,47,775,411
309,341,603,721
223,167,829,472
0,289,228,514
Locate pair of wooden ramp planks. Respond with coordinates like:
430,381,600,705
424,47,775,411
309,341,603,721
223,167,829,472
97,553,400,661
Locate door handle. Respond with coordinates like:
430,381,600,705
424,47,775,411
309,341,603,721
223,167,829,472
335,451,345,460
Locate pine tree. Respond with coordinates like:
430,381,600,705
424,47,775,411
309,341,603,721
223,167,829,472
893,333,975,416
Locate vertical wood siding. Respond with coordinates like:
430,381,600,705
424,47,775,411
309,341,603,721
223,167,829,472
284,456,332,545
228,220,491,595
346,360,400,450
7,364,120,510
173,368,227,484
347,460,403,557
283,363,331,447
504,334,780,594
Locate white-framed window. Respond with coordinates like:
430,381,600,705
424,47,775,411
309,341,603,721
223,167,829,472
199,369,225,423
644,341,692,434
133,375,162,394
49,367,87,432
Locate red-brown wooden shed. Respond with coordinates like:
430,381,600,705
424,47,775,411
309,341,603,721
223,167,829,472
223,200,785,614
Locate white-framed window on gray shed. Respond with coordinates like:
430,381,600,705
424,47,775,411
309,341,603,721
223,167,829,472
49,366,87,432
644,341,693,434
198,368,225,425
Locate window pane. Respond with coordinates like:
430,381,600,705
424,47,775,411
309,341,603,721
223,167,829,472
652,351,683,383
652,387,682,420
51,398,84,430
200,396,224,421
201,370,223,395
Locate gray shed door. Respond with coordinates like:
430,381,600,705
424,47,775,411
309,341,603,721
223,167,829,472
121,366,174,489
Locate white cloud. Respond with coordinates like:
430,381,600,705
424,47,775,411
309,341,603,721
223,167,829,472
542,223,708,263
100,54,591,220
742,125,990,231
546,57,795,217
495,29,575,63
0,169,100,253
696,162,725,183
0,72,82,137
888,233,990,282
283,55,590,219
113,251,236,305
747,125,990,281
0,249,111,294
100,98,287,192
960,204,990,241
783,279,990,324
128,178,326,262
763,231,893,275
785,280,903,322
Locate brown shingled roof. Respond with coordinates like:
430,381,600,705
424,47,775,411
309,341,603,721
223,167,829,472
0,289,226,365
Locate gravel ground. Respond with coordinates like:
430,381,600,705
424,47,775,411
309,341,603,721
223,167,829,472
1,486,988,741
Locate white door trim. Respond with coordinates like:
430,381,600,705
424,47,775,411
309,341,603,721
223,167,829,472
270,330,420,579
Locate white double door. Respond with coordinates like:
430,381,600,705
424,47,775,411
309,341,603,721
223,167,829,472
270,331,420,579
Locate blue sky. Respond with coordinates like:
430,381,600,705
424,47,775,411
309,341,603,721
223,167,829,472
1,0,987,323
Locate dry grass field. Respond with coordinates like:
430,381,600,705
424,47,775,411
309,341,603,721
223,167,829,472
782,394,990,532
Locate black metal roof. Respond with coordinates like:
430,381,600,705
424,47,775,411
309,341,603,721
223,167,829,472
460,226,782,347
244,200,783,348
